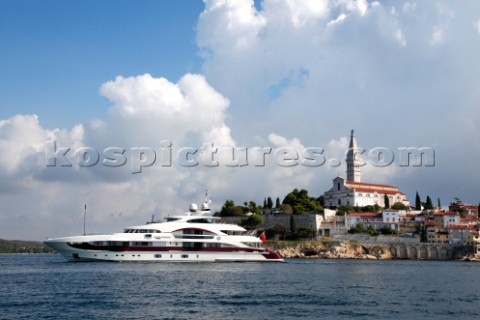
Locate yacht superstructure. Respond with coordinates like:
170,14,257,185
44,195,283,262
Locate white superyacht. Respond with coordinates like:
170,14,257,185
44,194,283,262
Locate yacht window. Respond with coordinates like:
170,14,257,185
220,230,244,235
188,218,210,223
204,243,221,248
131,242,150,246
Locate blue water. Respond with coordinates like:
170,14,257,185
0,255,479,320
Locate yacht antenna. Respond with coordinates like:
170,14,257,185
83,204,86,236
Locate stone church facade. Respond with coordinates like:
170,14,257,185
324,130,409,208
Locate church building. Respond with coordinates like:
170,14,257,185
324,130,409,208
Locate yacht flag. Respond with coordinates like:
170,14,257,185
259,232,267,245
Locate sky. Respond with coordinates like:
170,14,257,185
1,0,479,240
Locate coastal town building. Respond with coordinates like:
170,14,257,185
324,130,409,208
344,210,405,232
433,211,461,229
447,225,475,245
433,231,450,244
425,221,437,242
422,210,480,247
448,202,479,216
318,131,480,250
473,232,480,254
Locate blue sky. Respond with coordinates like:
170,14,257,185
1,0,480,240
0,0,203,128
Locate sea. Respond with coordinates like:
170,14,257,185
0,254,479,320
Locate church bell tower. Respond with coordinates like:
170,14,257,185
346,130,361,182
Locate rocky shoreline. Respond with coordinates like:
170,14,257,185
274,241,393,260
273,241,479,261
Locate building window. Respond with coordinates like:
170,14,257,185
154,254,162,258
338,199,341,205
337,183,341,191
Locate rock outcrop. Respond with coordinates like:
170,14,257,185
457,253,480,262
275,241,393,260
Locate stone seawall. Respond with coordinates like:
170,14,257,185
274,240,475,261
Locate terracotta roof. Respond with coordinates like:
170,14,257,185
346,212,380,218
443,211,459,216
434,211,458,216
345,181,406,196
447,225,468,230
425,221,436,226
359,222,399,225
346,180,398,188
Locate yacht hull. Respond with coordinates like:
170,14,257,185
45,240,283,262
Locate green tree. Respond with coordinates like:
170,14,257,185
293,204,306,215
230,206,245,216
379,226,397,235
363,204,381,213
367,225,379,236
283,188,323,214
220,199,236,216
317,195,325,207
296,226,318,239
275,197,281,208
218,199,246,216
384,194,390,209
437,197,442,209
391,202,408,210
267,197,273,209
348,224,365,234
415,192,422,210
240,214,264,229
263,198,267,208
283,188,300,206
336,206,354,216
451,206,468,218
290,214,296,233
251,201,257,212
280,204,293,215
425,196,433,210
266,223,286,239
420,225,428,242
